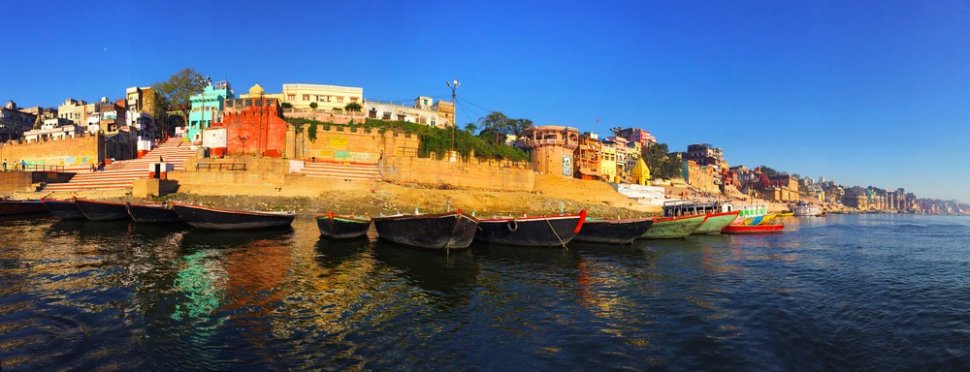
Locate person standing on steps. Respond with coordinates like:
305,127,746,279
2,159,7,172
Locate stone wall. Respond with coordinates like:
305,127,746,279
382,157,534,192
0,134,102,170
287,126,420,163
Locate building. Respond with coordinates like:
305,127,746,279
685,143,729,187
277,83,362,112
574,132,601,180
0,100,37,141
23,124,81,143
606,136,630,181
519,125,579,177
211,85,289,158
19,106,58,129
682,159,719,194
599,139,617,182
187,80,233,143
86,98,127,135
434,100,455,127
365,97,449,127
843,187,869,210
57,98,99,126
617,128,656,148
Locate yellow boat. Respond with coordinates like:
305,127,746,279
776,211,794,217
742,212,778,226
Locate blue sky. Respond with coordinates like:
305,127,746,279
2,0,968,201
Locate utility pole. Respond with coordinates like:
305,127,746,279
446,79,460,151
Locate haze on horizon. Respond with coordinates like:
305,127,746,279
1,0,967,202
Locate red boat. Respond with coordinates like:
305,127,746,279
722,223,785,234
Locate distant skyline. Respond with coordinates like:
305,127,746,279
2,0,967,202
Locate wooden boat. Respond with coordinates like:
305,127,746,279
641,214,706,239
75,199,130,221
171,203,295,230
372,211,479,250
693,210,741,235
0,199,48,216
475,211,587,247
126,202,182,223
0,199,43,216
792,202,823,216
722,223,785,234
741,212,778,226
574,217,653,244
42,198,84,219
316,212,371,239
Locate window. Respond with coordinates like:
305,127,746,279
350,97,359,102
287,94,296,101
336,96,344,103
382,112,391,120
302,94,309,101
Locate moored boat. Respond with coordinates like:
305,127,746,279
574,217,653,244
42,198,84,219
372,211,479,250
641,214,706,239
692,210,741,235
75,199,130,221
316,212,371,239
741,212,778,226
126,202,182,223
0,199,48,216
475,211,587,247
792,201,823,217
722,223,785,234
171,203,295,230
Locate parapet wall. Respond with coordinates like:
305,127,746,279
288,126,420,163
0,134,101,170
382,157,534,192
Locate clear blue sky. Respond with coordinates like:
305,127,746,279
2,0,968,202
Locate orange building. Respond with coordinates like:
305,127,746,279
574,132,601,180
212,88,288,158
520,125,579,177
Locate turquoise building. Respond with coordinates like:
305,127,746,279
187,80,233,142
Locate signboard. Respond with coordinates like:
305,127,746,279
562,154,573,177
202,128,227,148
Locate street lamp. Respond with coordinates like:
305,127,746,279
445,79,460,152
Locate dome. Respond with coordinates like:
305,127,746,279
248,83,265,96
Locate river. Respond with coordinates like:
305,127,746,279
1,214,968,370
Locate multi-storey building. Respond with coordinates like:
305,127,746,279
519,125,579,178
617,127,656,148
57,98,99,126
0,100,37,141
599,139,617,182
187,80,233,143
277,83,362,112
365,97,450,127
574,132,601,180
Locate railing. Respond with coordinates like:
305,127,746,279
1,164,65,172
195,162,247,171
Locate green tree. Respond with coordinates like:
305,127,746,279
344,102,362,112
641,142,682,180
152,68,207,128
464,122,478,133
309,102,318,111
281,102,293,109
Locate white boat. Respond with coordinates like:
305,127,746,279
792,201,823,216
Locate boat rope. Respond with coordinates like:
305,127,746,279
507,219,518,232
546,218,568,250
442,209,464,255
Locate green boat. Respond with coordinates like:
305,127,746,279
641,214,706,239
692,210,740,235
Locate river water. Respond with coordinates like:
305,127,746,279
1,214,968,370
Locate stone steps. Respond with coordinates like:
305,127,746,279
299,162,381,180
42,137,196,192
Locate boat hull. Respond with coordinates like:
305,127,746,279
693,211,740,235
127,203,182,223
43,199,84,219
475,214,584,247
75,199,130,221
373,213,478,250
0,200,48,216
316,215,371,239
172,204,295,230
574,218,653,244
642,214,706,239
722,224,785,234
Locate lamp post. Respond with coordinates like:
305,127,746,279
445,79,460,152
